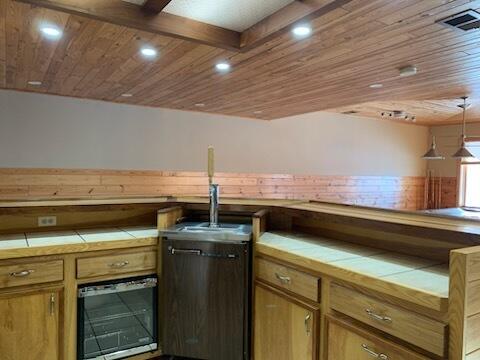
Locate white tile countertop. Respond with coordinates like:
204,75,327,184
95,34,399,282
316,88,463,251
0,226,159,259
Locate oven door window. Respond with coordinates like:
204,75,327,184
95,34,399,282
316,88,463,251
78,278,157,359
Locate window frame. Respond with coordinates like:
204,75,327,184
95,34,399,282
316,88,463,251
459,138,480,210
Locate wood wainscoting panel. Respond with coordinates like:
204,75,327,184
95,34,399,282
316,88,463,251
0,168,426,211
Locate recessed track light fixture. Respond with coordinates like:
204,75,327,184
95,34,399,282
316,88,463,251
40,26,62,39
292,25,312,37
215,62,231,71
381,110,416,122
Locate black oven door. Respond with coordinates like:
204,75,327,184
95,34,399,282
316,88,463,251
77,276,158,360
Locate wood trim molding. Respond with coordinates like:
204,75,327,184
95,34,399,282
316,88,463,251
14,0,241,50
14,0,353,51
142,0,172,14
240,0,349,50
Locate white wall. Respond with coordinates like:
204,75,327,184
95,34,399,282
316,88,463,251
0,90,428,176
428,123,480,177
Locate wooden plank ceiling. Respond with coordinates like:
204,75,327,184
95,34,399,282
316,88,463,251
1,0,480,124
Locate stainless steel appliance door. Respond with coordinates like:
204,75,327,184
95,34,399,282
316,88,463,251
77,277,158,360
162,239,249,360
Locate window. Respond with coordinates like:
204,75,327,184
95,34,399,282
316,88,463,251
461,140,480,209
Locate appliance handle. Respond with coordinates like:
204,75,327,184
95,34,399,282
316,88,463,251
170,248,202,256
78,278,157,298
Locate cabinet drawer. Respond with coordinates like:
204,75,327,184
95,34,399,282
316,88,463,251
0,260,63,288
256,258,319,302
77,251,157,279
330,283,446,357
327,316,429,360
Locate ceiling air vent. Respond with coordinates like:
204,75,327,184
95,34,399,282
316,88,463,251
342,110,358,115
438,10,480,31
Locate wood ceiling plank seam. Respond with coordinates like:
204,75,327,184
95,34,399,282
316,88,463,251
48,19,105,93
136,60,237,105
379,0,472,26
126,45,219,97
40,14,88,92
14,4,44,89
63,25,128,93
27,8,69,85
134,47,226,105
70,28,144,96
157,13,454,108
79,30,160,97
105,43,200,103
109,38,191,92
87,33,162,88
14,0,241,51
4,0,25,87
209,38,480,114
0,0,7,87
130,3,376,105
127,0,424,108
60,23,126,80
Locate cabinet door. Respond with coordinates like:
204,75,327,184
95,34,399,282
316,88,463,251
0,290,61,360
327,317,429,360
254,283,318,360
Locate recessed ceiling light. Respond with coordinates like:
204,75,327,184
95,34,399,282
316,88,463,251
292,25,312,37
215,62,231,71
121,93,133,97
140,47,158,58
399,65,417,77
253,110,263,114
40,26,62,39
195,103,205,107
369,83,383,89
27,81,42,86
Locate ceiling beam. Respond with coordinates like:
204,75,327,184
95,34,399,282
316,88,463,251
142,0,173,14
15,0,241,51
240,0,351,51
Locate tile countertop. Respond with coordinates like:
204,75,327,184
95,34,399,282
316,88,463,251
256,231,450,312
0,226,159,260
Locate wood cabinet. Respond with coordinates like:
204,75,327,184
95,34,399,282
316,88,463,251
76,250,157,278
254,282,319,360
0,289,62,360
330,283,446,357
256,258,320,302
327,316,429,360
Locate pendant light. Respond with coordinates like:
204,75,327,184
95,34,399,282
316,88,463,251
452,96,475,159
422,135,445,160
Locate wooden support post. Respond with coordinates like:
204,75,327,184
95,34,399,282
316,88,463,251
157,206,184,231
449,246,480,360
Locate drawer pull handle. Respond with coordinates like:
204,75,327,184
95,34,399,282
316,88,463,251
362,344,388,359
50,294,55,315
304,313,311,334
365,309,392,323
275,273,291,284
109,261,129,268
9,269,34,277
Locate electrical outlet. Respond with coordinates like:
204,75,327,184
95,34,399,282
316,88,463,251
38,216,57,227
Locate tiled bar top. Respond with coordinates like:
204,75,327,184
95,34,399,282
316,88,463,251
0,226,159,259
256,231,450,312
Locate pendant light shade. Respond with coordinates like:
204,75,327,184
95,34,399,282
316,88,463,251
422,135,445,160
452,137,475,158
452,96,475,159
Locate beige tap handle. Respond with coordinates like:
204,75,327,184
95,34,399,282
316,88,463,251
208,146,214,184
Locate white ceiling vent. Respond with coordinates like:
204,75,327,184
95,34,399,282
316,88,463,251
438,10,480,31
